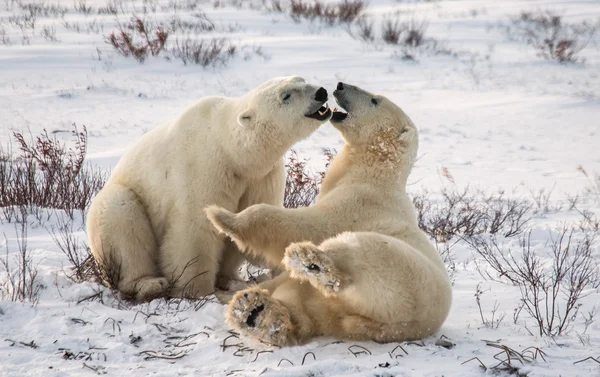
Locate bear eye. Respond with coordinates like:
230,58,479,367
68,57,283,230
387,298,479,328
371,98,379,106
282,93,291,101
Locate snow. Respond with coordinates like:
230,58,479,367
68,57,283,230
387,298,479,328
1,0,600,376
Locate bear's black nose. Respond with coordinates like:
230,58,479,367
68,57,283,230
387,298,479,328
336,82,344,90
314,87,327,102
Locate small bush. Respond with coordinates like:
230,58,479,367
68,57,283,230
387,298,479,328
0,25,10,45
411,185,533,243
381,14,428,47
506,10,599,63
48,214,99,283
290,0,366,25
170,38,236,67
16,2,68,18
1,212,43,304
468,226,600,336
97,1,119,15
169,14,215,33
40,25,58,42
474,283,506,329
353,15,374,41
578,166,600,203
0,124,108,222
74,0,94,15
106,16,169,63
381,16,401,44
284,149,334,208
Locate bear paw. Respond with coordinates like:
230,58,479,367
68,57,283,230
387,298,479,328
204,206,248,250
226,287,294,346
283,242,343,297
120,277,169,302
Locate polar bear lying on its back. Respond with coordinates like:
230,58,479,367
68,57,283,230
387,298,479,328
205,83,452,346
86,76,332,302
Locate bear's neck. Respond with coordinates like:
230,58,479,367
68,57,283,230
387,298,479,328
319,144,412,196
221,114,288,179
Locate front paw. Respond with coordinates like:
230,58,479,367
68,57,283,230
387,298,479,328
205,206,237,237
283,242,343,297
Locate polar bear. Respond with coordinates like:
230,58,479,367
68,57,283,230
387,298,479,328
86,76,332,302
205,82,452,346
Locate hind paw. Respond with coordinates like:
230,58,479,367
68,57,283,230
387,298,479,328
226,287,293,346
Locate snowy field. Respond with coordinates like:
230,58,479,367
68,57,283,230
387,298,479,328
1,0,600,376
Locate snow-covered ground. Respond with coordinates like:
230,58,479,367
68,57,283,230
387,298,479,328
1,0,600,376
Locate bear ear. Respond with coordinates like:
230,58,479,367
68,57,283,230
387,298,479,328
237,108,255,128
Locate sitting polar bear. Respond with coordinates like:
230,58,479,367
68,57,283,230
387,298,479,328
86,76,332,302
205,83,452,346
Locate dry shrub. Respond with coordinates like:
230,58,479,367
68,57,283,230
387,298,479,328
468,226,599,336
506,10,599,63
411,186,533,243
284,149,334,208
578,166,600,203
0,124,108,222
170,38,236,67
0,210,43,304
348,12,451,60
17,2,68,18
353,15,374,41
106,16,169,62
40,24,58,42
169,14,215,33
74,0,94,15
290,0,366,25
48,214,99,283
381,13,428,47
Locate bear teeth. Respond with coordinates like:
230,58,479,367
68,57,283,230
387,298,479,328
318,103,330,116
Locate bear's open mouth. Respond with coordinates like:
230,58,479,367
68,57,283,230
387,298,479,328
305,103,332,121
330,106,348,123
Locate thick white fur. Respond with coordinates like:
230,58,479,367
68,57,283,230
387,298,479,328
87,76,330,301
205,83,452,345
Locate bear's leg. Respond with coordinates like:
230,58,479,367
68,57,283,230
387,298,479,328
216,161,286,286
216,239,246,291
160,224,221,299
87,183,168,302
339,314,419,343
205,204,330,268
227,280,321,346
282,242,344,297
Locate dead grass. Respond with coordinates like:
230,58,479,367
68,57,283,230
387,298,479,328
411,185,533,243
106,16,169,63
284,149,334,208
578,166,600,203
48,214,99,283
290,0,366,25
467,224,599,337
0,209,43,304
170,37,236,67
462,341,546,376
505,10,599,63
347,11,452,60
0,124,108,222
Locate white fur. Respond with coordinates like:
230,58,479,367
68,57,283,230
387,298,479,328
86,76,330,301
206,83,452,345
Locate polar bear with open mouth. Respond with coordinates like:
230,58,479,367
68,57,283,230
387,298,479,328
87,76,332,302
206,82,452,346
